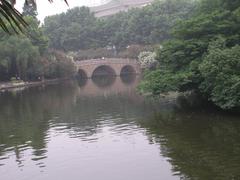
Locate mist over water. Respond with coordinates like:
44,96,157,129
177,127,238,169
0,76,240,180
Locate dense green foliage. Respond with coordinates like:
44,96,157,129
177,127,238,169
0,16,45,81
0,15,75,81
140,0,240,109
199,38,240,109
43,0,195,52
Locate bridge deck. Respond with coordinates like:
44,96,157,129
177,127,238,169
75,58,138,66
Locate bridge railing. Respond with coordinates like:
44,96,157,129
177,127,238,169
75,58,139,66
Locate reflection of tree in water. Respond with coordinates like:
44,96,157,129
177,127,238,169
1,81,239,179
53,85,176,140
0,82,78,168
138,102,240,180
54,93,146,138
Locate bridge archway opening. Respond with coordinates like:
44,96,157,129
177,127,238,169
77,69,88,79
121,74,136,85
92,65,116,77
120,65,136,76
76,69,88,87
92,76,116,88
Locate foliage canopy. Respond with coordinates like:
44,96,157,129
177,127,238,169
44,0,195,51
140,0,240,109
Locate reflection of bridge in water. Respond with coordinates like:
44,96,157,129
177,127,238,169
75,58,141,78
77,75,140,97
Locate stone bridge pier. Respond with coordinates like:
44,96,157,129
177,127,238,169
75,58,141,78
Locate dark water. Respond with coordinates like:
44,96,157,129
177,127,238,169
0,76,240,180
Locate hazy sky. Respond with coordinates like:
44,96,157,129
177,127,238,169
16,0,109,22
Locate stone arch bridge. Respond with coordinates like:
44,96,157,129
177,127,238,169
75,58,141,78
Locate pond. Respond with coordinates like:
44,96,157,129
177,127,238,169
0,75,240,180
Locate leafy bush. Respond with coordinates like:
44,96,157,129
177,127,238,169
140,0,240,109
199,38,240,109
44,50,76,79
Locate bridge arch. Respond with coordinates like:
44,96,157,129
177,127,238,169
77,69,88,79
92,65,116,77
120,65,136,76
121,74,136,85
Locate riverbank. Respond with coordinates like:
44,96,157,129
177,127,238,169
0,78,69,91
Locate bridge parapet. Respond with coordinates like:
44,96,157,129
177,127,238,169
75,58,138,66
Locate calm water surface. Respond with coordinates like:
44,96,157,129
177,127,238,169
0,76,240,180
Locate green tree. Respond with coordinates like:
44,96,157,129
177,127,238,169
0,35,41,80
44,7,99,51
22,0,38,17
0,15,75,81
140,0,240,109
43,0,195,51
199,38,240,109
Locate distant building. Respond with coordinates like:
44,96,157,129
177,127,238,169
90,0,154,18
